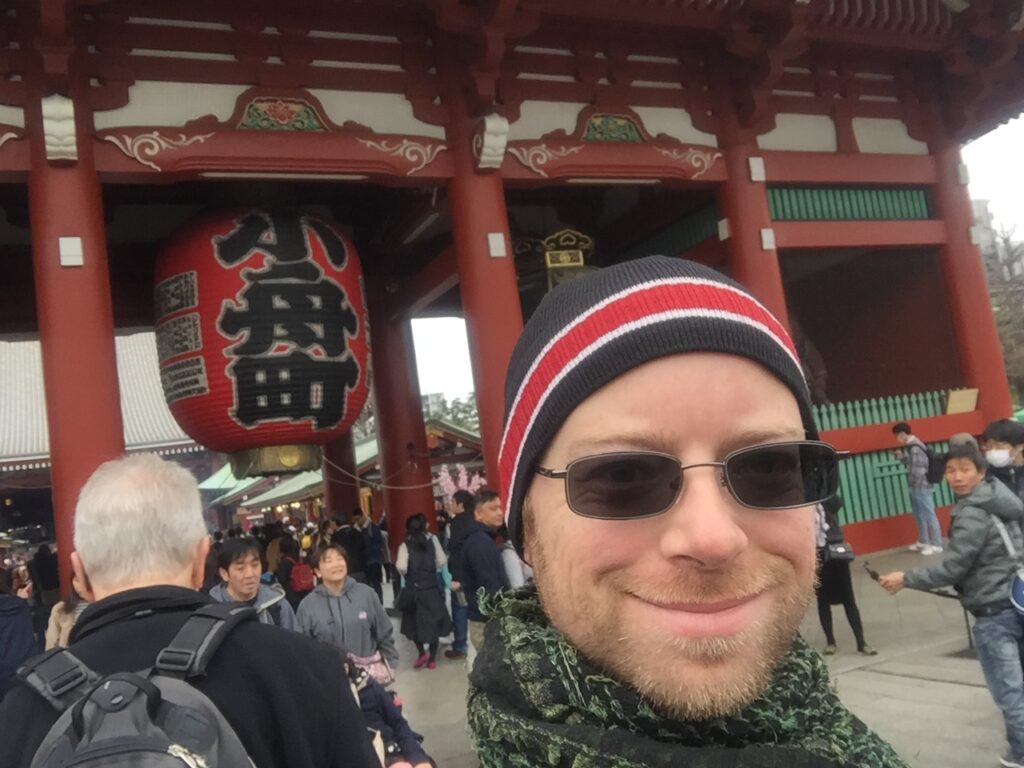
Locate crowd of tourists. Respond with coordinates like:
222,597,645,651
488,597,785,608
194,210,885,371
3,256,1024,767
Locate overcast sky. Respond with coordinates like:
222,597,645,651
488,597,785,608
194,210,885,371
963,115,1024,235
411,117,1024,398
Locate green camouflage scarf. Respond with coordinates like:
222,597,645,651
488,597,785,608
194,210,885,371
467,587,909,768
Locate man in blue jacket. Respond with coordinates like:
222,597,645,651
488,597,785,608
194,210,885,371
461,489,510,653
0,583,34,703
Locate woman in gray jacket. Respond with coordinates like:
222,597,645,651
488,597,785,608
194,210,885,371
881,443,1024,768
297,543,399,686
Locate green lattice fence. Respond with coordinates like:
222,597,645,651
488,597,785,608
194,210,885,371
767,187,931,221
813,391,956,524
812,390,947,431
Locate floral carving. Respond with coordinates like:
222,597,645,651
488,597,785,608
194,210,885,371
654,147,723,179
356,138,447,175
239,98,326,131
103,132,214,171
507,144,583,177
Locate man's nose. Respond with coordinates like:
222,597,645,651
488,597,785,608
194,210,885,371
657,465,748,569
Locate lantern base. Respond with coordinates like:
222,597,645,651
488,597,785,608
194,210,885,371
229,445,322,477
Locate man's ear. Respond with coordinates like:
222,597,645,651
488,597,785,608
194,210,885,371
191,535,211,590
70,551,97,603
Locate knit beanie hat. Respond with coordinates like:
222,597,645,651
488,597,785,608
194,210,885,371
499,255,814,554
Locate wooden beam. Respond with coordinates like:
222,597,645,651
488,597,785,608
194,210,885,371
761,152,938,185
820,410,987,454
773,220,947,250
388,246,459,321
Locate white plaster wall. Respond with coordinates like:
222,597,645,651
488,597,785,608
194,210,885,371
632,106,718,147
93,81,249,129
852,118,928,155
757,114,837,152
308,89,445,139
0,105,24,128
508,100,587,141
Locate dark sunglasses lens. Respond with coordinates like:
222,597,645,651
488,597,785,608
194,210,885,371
567,453,681,519
726,443,838,508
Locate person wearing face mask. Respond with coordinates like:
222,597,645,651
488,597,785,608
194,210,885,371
983,420,1023,496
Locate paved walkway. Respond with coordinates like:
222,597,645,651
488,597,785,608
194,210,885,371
391,549,1005,767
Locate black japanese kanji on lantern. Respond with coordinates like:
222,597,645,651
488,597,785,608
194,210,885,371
155,209,370,472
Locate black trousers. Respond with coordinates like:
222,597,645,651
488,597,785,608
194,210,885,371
816,555,867,649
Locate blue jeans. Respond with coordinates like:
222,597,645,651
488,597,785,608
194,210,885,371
451,589,468,653
974,609,1024,758
909,488,942,546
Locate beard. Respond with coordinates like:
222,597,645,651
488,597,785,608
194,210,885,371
527,523,814,721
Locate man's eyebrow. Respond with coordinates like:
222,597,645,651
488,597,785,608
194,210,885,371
718,428,806,455
563,432,672,455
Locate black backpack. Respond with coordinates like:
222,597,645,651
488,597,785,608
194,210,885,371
18,603,257,767
909,442,945,485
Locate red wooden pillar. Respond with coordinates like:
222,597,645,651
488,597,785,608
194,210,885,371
715,140,791,330
322,431,361,521
367,284,435,553
931,140,1013,419
27,94,125,592
443,77,524,489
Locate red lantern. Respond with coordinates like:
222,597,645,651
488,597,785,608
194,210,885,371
154,209,370,474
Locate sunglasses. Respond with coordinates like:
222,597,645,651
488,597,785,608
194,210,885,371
535,440,842,520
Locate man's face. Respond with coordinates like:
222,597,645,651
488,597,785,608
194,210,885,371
219,552,262,602
448,498,464,516
523,353,816,720
895,432,910,446
945,457,985,496
476,498,504,529
316,549,349,585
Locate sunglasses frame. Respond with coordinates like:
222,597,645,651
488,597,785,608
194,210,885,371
535,440,847,520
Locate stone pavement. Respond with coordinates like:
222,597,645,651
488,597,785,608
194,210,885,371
390,548,1005,768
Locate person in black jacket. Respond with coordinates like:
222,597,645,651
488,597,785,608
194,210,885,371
461,489,510,654
0,569,35,704
0,453,378,768
815,495,876,656
332,509,369,583
347,658,433,768
444,489,476,659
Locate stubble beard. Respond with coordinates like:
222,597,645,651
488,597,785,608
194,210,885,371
527,526,814,721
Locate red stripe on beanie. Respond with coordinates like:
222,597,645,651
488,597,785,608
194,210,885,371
499,278,799,502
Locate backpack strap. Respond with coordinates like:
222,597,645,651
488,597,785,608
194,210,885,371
17,648,100,713
154,603,256,679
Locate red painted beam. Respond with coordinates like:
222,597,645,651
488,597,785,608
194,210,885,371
820,410,988,454
761,151,938,185
388,246,459,321
773,220,947,249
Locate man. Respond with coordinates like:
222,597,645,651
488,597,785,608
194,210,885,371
356,508,386,603
468,257,906,767
982,419,1024,498
460,489,509,655
892,421,943,555
332,509,368,583
0,453,378,768
0,574,34,703
880,444,1024,768
444,489,476,659
209,536,298,630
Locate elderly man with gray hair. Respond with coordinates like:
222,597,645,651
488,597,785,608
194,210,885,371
0,453,378,768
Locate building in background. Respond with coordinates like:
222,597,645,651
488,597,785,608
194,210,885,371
1,1,1023,583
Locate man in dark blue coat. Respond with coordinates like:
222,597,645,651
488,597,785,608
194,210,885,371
0,587,34,703
461,489,510,653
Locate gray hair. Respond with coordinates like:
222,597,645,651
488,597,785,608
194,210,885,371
74,453,207,589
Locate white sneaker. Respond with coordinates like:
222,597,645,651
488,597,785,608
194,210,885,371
908,542,926,552
921,545,942,556
1000,753,1024,768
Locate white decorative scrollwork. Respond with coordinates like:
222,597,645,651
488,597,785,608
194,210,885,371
654,147,723,179
356,138,447,175
507,144,583,178
473,113,510,171
41,94,77,163
0,132,18,150
102,132,214,171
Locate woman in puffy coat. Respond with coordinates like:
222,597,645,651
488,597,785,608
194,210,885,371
396,514,452,670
